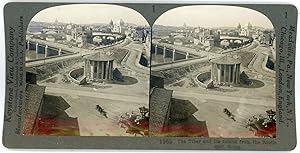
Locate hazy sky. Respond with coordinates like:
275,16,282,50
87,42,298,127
154,5,274,29
31,4,149,26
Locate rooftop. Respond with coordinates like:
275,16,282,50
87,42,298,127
85,51,114,61
211,55,241,65
23,84,46,135
149,88,173,135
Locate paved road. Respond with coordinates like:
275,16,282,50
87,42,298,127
26,53,81,68
45,86,148,104
152,40,220,57
122,39,150,75
171,89,274,107
248,43,275,78
151,57,208,71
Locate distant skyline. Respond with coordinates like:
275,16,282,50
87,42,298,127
31,4,149,26
154,5,274,29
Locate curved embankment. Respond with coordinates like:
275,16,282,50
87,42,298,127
159,61,210,85
33,57,82,81
68,68,85,85
135,51,150,72
262,55,276,74
195,72,212,88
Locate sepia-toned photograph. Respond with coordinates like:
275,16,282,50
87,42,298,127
24,4,151,136
150,5,276,138
2,1,299,150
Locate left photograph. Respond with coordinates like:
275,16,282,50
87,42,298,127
23,4,151,136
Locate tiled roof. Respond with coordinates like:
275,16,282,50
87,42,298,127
85,52,114,61
169,98,198,120
211,55,241,65
149,88,173,135
23,84,45,135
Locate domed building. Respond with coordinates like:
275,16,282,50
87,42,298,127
84,52,114,82
237,23,242,30
211,55,241,85
117,19,125,26
109,19,114,26
245,22,253,30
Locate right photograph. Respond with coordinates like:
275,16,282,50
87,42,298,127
150,5,276,138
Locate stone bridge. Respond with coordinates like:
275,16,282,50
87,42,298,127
151,43,198,62
219,36,251,44
26,38,74,58
92,32,124,40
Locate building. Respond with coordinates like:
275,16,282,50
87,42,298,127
23,68,45,135
112,25,127,34
131,27,146,42
23,84,45,135
149,87,209,137
76,32,88,47
237,23,242,30
111,19,127,34
193,38,200,45
149,88,173,135
109,19,114,27
174,39,183,46
259,31,275,46
194,27,202,33
45,35,56,42
213,31,221,47
204,39,215,47
240,22,255,37
84,52,114,82
195,29,221,48
211,55,241,85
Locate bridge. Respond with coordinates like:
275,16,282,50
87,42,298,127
151,36,252,71
26,38,88,67
151,42,202,63
151,54,224,71
26,38,127,67
92,32,124,40
151,41,224,71
26,38,79,58
152,44,190,61
219,36,251,44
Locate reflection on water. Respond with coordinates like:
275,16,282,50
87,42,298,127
151,54,172,65
26,50,45,61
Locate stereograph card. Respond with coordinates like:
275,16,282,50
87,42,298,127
2,2,298,150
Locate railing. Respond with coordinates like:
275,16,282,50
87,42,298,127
26,38,125,64
25,52,77,63
151,57,201,67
